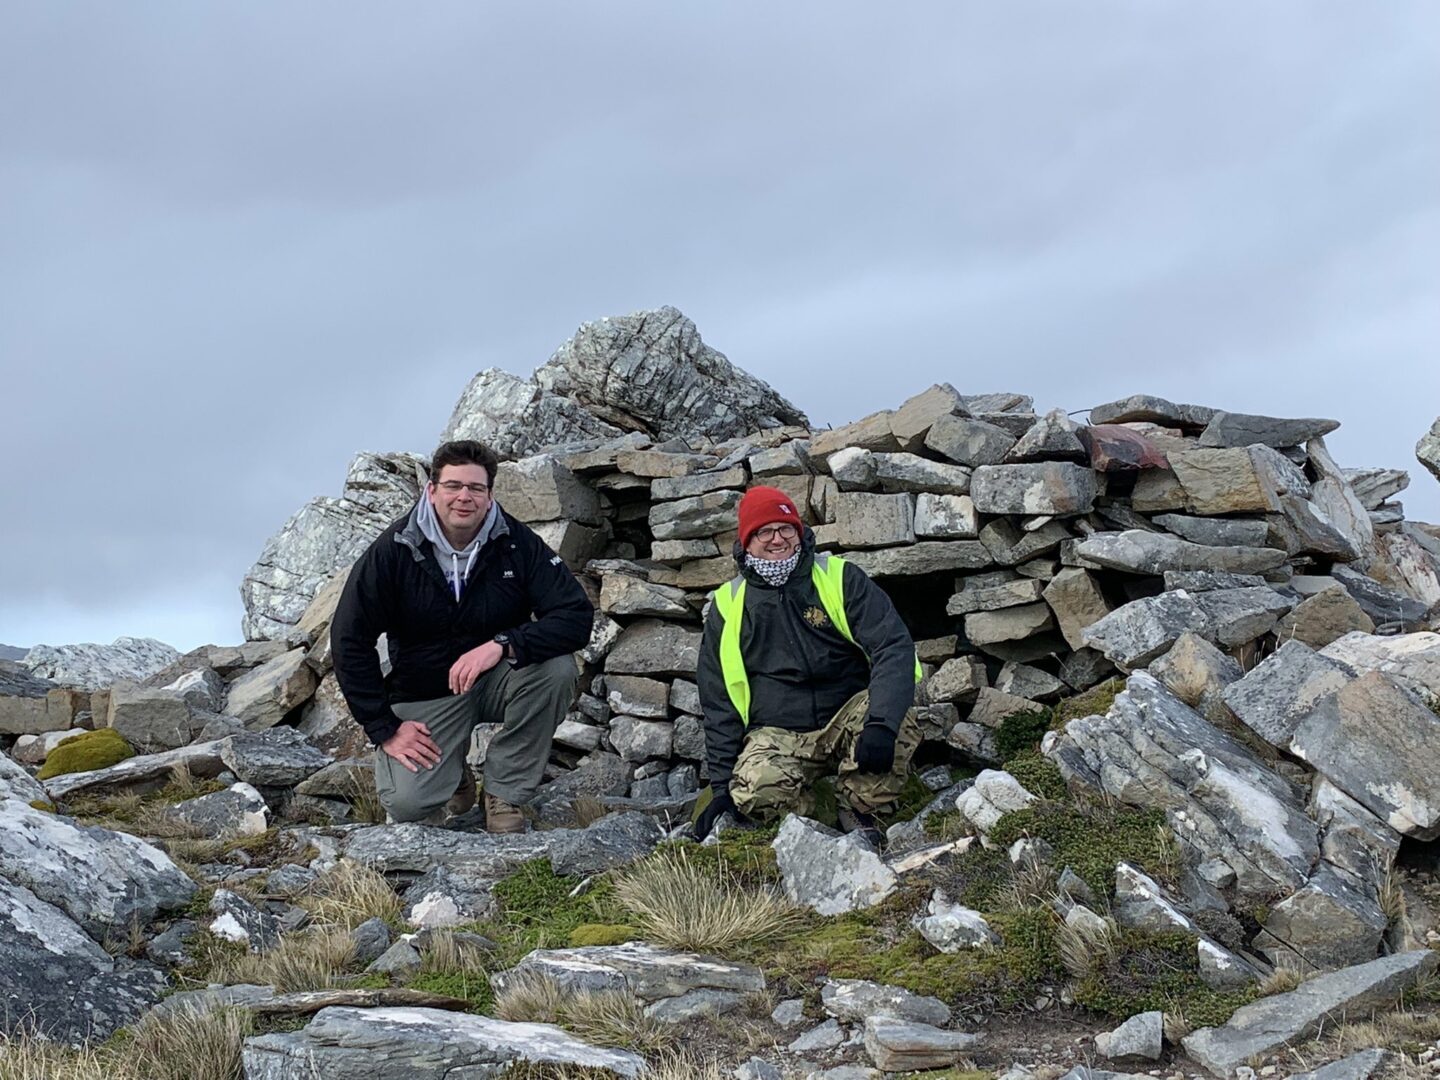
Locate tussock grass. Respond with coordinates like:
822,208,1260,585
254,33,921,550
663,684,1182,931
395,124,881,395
342,772,386,825
612,846,802,955
493,972,667,1052
0,1007,251,1080
1055,908,1118,978
1256,966,1309,997
420,929,491,980
196,927,356,992
570,795,610,829
298,859,402,930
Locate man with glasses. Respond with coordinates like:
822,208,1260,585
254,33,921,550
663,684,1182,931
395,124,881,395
693,485,922,844
332,440,592,833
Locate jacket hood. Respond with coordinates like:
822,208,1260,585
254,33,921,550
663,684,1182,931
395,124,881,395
731,525,817,587
397,495,508,563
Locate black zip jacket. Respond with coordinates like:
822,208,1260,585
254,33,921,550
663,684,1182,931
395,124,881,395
331,502,593,746
696,532,916,789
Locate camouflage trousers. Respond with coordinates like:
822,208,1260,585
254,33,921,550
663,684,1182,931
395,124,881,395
730,691,922,821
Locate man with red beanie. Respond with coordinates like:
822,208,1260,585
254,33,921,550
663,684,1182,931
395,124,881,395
693,485,922,843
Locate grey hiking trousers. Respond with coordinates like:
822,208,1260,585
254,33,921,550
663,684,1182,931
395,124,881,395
374,653,578,823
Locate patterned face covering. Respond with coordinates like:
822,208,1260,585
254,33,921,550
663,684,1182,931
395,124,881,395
745,549,801,587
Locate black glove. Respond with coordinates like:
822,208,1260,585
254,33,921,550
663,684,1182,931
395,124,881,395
853,721,897,774
692,786,735,841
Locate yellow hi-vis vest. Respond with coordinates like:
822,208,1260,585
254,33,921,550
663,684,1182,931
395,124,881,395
711,552,923,727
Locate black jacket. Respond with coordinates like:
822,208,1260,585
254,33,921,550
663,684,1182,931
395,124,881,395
331,502,593,746
696,533,916,789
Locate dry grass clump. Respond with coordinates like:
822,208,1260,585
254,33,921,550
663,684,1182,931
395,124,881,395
494,972,668,1052
199,927,357,992
1055,906,1119,979
298,859,402,930
501,1057,727,1080
420,929,492,980
1256,966,1309,998
612,847,802,955
0,1007,251,1080
342,772,386,825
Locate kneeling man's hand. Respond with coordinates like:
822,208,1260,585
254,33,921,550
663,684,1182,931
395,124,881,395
692,786,736,841
854,721,897,774
449,642,504,694
383,720,443,773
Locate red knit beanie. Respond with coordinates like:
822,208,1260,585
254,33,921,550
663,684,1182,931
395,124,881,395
738,485,805,545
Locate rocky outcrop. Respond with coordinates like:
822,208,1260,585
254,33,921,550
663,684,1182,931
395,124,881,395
21,637,179,691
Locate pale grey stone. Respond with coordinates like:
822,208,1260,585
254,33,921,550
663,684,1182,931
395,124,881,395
0,877,167,1044
100,682,199,753
925,414,1017,466
1152,514,1271,548
241,1005,647,1077
995,662,1066,701
1095,1011,1163,1062
863,1016,979,1072
828,446,878,490
208,888,280,952
1162,570,1268,592
1331,564,1431,630
546,812,665,877
156,782,270,840
22,636,181,692
965,603,1054,646
914,493,979,539
1089,395,1216,428
1318,630,1440,700
672,714,706,760
1310,779,1402,884
1255,862,1385,971
1288,1048,1387,1080
1073,530,1286,576
925,656,987,703
843,541,992,577
1042,568,1111,651
871,452,972,494
890,383,966,451
581,611,624,666
604,675,671,719
913,889,999,951
530,520,606,567
241,451,425,641
955,769,1037,834
945,721,1000,765
1416,417,1440,482
495,455,602,525
833,492,916,548
1198,411,1339,448
605,620,702,676
970,462,1097,515
649,489,745,541
493,941,763,1003
160,667,227,712
789,1018,845,1052
294,758,374,799
651,466,749,501
0,797,196,940
1221,641,1355,749
810,410,903,457
221,727,332,787
224,648,318,731
1148,632,1242,720
607,716,673,762
1007,409,1087,463
297,673,370,761
367,937,423,975
1343,467,1409,510
734,1056,784,1080
774,814,897,915
554,719,603,752
946,578,1044,615
1049,674,1319,905
750,440,809,476
980,518,1071,566
1114,863,1199,935
1290,670,1440,838
822,978,949,1026
650,537,721,563
1182,951,1436,1078
599,576,692,621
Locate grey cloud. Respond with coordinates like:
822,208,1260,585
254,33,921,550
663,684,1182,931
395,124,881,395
1,1,1436,649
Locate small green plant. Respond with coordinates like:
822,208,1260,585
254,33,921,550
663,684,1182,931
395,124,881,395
1052,679,1123,728
1001,751,1067,801
994,708,1054,761
1071,928,1253,1026
987,801,1171,899
569,923,639,947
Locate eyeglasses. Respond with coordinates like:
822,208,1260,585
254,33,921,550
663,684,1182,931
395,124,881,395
436,481,490,496
755,524,799,542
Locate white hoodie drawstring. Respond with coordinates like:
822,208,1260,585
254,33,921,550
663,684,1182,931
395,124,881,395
451,548,477,601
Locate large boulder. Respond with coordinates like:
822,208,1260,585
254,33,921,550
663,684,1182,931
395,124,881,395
442,307,805,457
773,814,897,915
240,451,426,642
1417,416,1440,484
21,637,180,692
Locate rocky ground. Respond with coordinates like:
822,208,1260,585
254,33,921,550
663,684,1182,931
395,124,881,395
4,306,1440,1079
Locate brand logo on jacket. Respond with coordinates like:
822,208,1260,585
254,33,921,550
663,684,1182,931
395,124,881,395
802,605,831,629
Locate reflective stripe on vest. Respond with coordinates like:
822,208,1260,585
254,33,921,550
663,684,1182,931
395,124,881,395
711,553,922,727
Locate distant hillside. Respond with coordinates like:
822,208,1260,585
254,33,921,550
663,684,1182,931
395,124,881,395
0,644,28,661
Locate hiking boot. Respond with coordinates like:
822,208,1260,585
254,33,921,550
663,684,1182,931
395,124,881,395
484,792,526,835
445,762,478,818
837,803,885,851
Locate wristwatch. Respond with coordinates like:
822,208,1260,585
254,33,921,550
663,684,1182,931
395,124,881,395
493,633,517,664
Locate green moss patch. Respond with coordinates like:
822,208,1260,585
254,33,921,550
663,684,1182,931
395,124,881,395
1001,751,1067,801
487,859,620,957
569,923,640,947
36,728,134,779
988,802,1170,900
407,970,493,1013
1052,679,1123,728
994,708,1054,761
1072,928,1253,1026
27,799,56,812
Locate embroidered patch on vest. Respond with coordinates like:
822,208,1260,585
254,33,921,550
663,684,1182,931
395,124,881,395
802,605,832,629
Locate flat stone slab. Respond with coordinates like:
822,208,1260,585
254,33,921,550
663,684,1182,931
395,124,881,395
1221,640,1354,749
970,462,1096,516
843,541,993,577
240,1006,646,1078
1073,530,1286,576
1183,951,1435,1078
821,978,949,1026
863,1016,979,1072
1288,1048,1387,1080
492,941,764,1003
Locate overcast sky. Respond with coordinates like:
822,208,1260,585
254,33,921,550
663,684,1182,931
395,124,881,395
2,2,1437,652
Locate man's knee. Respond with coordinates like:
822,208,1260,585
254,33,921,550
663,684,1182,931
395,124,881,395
731,753,807,821
511,653,578,700
380,788,445,824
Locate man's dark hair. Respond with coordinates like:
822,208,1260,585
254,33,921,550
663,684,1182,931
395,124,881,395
429,440,500,487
